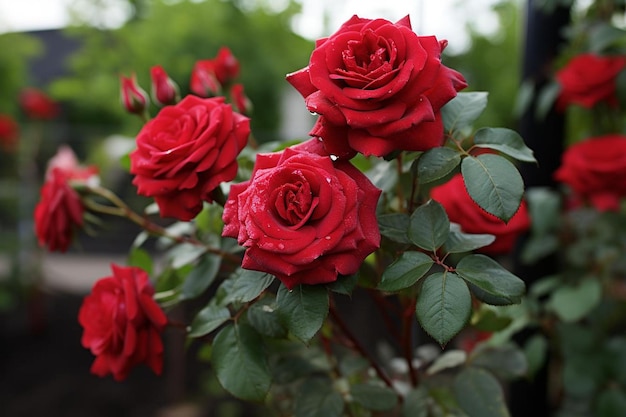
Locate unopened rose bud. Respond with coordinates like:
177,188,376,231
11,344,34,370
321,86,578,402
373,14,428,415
120,73,149,115
214,47,240,85
190,60,222,97
150,65,179,106
230,83,252,115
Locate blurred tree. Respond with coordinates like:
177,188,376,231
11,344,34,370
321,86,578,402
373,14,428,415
51,0,313,143
0,33,42,114
444,0,523,129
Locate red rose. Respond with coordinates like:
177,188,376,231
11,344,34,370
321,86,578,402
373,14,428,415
150,65,179,106
222,138,381,289
229,83,252,115
554,134,626,211
19,88,59,120
34,167,85,252
431,174,531,255
286,15,467,159
79,264,168,381
130,95,249,220
0,114,19,151
556,53,626,111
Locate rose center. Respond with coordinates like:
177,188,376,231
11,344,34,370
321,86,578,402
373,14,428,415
331,29,400,89
273,180,318,228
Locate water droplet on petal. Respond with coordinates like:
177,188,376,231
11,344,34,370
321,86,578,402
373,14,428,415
278,243,285,250
330,154,338,161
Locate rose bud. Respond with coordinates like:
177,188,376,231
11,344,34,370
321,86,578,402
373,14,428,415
190,60,222,97
150,65,179,106
213,46,240,85
229,83,252,115
0,114,19,152
120,73,150,115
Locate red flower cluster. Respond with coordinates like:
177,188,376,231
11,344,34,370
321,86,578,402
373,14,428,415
431,174,531,255
19,88,59,120
556,53,626,111
130,95,250,220
222,138,381,289
190,46,240,97
34,146,98,252
287,15,467,159
79,264,168,381
554,134,626,211
0,114,19,151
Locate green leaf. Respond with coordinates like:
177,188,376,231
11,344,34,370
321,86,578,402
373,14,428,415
378,251,433,292
247,296,287,339
417,147,462,184
402,388,429,417
445,223,495,254
596,389,626,417
416,272,472,347
461,154,524,223
328,274,358,296
167,243,207,269
294,378,344,417
524,334,548,379
350,383,398,411
426,350,467,375
473,127,536,163
535,81,560,120
187,301,231,337
180,253,221,300
378,213,411,244
276,284,329,343
211,323,271,401
441,91,489,133
471,344,528,379
127,247,153,275
453,367,511,417
222,268,275,305
409,200,450,251
548,278,602,322
456,254,525,305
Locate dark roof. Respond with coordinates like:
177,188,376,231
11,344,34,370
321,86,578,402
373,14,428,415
25,28,82,87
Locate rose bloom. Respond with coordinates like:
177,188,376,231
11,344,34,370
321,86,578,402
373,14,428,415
130,95,250,220
431,174,531,255
287,15,467,159
222,138,381,289
0,114,19,151
35,146,99,252
34,167,85,252
556,53,626,111
79,264,168,381
19,87,59,120
554,134,626,211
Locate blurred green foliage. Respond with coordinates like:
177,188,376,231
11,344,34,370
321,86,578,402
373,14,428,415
444,0,522,130
50,0,313,142
0,33,42,115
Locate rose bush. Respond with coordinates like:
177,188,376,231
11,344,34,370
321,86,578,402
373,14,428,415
287,15,467,158
130,94,250,220
78,264,168,381
553,134,626,211
222,138,381,289
431,173,531,255
32,13,536,416
555,53,626,111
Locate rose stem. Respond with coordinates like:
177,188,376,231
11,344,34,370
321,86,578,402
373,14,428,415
401,299,418,387
328,301,395,390
82,185,241,263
